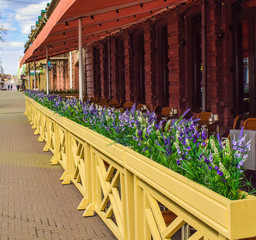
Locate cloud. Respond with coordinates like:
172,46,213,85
0,0,48,75
0,41,24,50
9,41,24,48
15,1,48,34
15,1,48,21
0,49,23,75
1,23,16,31
21,23,34,34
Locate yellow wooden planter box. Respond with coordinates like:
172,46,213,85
25,96,256,240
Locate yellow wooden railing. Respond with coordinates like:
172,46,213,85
25,97,256,240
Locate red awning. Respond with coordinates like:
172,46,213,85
21,0,191,66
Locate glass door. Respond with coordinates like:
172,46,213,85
233,1,256,115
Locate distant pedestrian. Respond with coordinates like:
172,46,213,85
17,85,20,91
10,85,13,91
7,85,10,91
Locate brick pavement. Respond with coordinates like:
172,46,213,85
0,91,116,240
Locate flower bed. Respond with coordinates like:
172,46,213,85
25,90,253,200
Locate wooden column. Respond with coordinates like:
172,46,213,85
201,0,207,111
46,46,49,94
78,18,84,100
34,59,36,90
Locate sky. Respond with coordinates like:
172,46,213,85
0,0,49,75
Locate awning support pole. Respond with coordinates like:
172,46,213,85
78,18,84,101
46,46,49,95
69,51,73,89
201,0,207,112
34,59,36,90
108,37,111,98
28,63,30,90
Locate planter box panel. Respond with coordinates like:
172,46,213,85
137,179,225,240
230,200,256,239
25,96,256,239
125,150,229,236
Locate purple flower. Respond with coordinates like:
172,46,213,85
238,126,244,139
181,108,190,118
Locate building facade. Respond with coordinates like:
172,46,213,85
81,0,256,127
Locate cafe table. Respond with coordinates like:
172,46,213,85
198,120,219,138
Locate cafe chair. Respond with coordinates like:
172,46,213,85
108,98,119,108
198,112,217,138
137,104,151,112
90,97,98,103
228,114,254,139
97,98,108,106
244,118,256,130
120,100,134,112
198,112,213,121
162,107,173,118
233,114,243,129
83,96,89,102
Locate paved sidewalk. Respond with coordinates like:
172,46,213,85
0,91,116,240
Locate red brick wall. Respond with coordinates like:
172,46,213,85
144,22,153,108
123,32,132,101
83,0,242,126
111,38,117,100
85,46,94,97
167,14,183,113
206,0,234,126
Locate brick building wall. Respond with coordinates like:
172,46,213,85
83,0,253,127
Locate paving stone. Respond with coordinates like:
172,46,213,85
0,92,116,239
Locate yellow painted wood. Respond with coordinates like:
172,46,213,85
146,193,166,233
82,203,95,217
25,97,256,240
60,171,68,181
62,175,71,185
123,170,135,240
145,208,162,240
187,231,203,240
163,216,185,238
77,198,88,210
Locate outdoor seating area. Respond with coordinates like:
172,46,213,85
13,0,256,239
62,93,254,141
24,91,256,240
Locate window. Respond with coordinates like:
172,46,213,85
103,42,109,98
116,38,125,103
233,1,256,114
131,31,145,104
155,24,169,106
191,14,202,111
93,47,101,97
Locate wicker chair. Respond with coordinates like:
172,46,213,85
161,107,173,118
198,112,215,138
108,98,119,108
198,112,213,121
90,97,98,103
122,100,134,109
233,114,243,129
137,104,151,112
244,118,256,130
97,98,108,106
